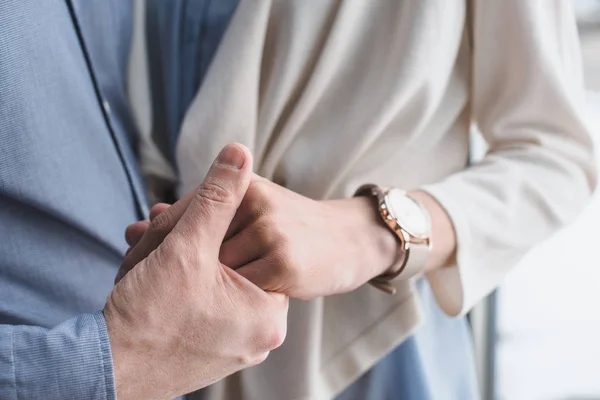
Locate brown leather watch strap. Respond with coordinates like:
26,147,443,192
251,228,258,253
354,184,409,295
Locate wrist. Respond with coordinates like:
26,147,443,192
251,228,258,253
104,306,163,400
104,308,137,400
331,197,401,279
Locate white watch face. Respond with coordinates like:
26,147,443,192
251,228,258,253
385,189,431,238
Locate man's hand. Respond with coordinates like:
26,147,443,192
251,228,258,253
104,144,288,400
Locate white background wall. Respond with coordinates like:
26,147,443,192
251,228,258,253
497,7,600,395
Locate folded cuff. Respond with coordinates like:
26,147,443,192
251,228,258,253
4,311,116,400
420,183,473,317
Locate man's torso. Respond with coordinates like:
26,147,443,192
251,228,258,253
0,0,144,327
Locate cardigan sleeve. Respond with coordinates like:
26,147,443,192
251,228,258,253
421,0,597,316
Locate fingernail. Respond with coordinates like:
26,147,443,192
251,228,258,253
217,144,245,169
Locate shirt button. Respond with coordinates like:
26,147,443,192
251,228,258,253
102,100,111,114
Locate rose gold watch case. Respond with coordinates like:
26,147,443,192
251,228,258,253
355,184,432,294
380,189,432,248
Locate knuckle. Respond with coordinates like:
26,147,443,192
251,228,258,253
272,246,302,287
235,352,257,368
259,255,287,285
252,199,273,218
196,178,234,206
254,351,270,365
237,299,289,360
255,217,287,247
254,220,276,246
148,211,173,237
151,239,173,265
157,235,195,267
271,241,292,268
247,181,274,214
266,323,287,350
249,179,270,197
257,312,287,351
238,351,269,367
245,351,269,367
149,203,167,218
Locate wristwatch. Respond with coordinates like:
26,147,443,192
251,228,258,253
355,184,432,294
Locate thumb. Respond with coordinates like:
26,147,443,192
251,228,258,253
171,143,253,257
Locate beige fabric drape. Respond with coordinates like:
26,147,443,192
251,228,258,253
131,1,595,399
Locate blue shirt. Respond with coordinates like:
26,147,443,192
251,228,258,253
0,0,144,399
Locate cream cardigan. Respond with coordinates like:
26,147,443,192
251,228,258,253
130,1,596,399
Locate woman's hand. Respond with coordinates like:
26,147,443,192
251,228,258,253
220,175,399,300
120,174,401,300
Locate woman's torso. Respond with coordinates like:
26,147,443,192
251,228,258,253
139,1,476,399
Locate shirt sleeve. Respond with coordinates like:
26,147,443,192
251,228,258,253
421,0,597,316
0,311,116,400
